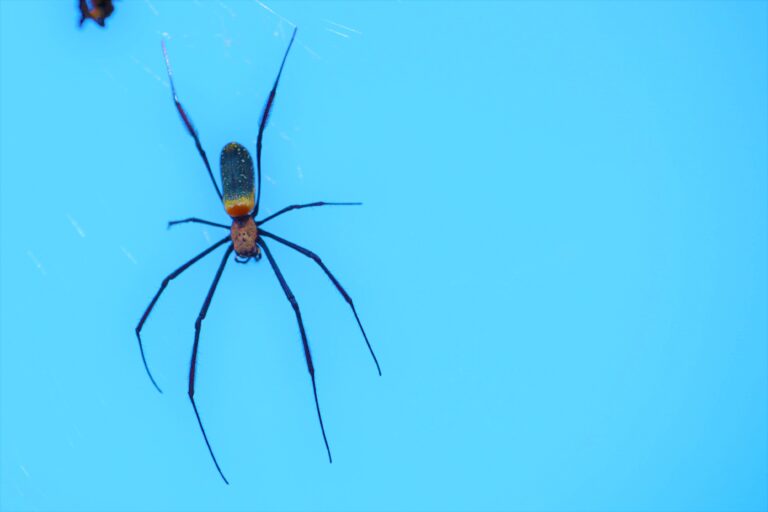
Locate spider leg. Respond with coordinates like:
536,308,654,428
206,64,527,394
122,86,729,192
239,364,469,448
258,238,333,463
259,229,381,375
188,244,234,485
78,0,88,26
161,40,223,200
167,218,229,230
256,201,362,224
253,27,298,217
135,236,230,393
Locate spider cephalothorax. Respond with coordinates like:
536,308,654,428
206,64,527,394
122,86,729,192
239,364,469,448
231,216,259,258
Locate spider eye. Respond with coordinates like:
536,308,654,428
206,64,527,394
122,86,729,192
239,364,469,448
220,142,255,217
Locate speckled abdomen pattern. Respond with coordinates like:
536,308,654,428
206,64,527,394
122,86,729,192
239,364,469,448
220,142,255,217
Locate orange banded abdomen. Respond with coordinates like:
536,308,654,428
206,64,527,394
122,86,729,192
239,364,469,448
220,142,255,218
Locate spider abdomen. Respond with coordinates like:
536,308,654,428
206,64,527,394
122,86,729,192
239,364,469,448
220,142,255,218
231,216,259,258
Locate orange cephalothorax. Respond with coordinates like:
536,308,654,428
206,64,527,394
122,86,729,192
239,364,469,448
231,216,259,258
221,142,255,218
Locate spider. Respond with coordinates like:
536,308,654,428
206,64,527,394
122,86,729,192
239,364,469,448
78,0,114,27
136,28,381,484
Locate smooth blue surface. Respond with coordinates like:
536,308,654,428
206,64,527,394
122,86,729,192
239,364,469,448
1,2,766,510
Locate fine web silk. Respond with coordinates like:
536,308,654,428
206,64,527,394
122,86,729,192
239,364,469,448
220,142,255,217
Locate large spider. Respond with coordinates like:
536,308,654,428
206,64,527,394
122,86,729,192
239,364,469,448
136,28,381,484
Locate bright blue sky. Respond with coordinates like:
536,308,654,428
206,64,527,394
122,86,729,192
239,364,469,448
1,1,766,511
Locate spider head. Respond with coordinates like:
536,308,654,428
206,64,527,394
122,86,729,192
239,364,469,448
230,216,260,259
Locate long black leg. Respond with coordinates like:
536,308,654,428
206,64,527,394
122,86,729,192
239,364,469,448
161,40,223,200
258,239,333,463
253,27,298,217
257,202,361,225
259,229,381,376
189,244,234,485
167,218,229,230
135,236,230,393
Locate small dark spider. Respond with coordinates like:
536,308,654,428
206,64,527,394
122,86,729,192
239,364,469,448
136,28,381,484
78,0,114,27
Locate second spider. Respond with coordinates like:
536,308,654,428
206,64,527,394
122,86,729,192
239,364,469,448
136,28,381,484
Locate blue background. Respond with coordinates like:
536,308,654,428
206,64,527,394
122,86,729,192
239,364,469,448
1,1,766,511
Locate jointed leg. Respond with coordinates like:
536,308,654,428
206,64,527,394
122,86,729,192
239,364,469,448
167,218,229,230
259,239,333,463
161,40,223,200
259,229,381,375
254,28,298,217
256,201,361,225
188,244,234,485
135,236,230,393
